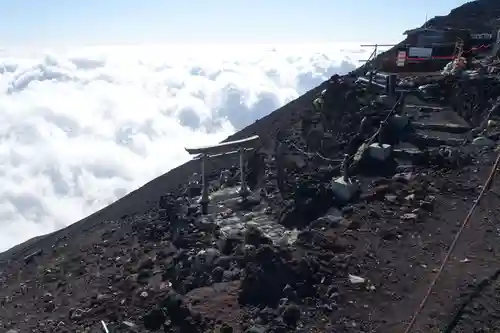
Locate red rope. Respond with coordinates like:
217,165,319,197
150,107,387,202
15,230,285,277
402,153,500,333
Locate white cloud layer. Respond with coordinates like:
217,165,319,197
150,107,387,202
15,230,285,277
0,43,374,252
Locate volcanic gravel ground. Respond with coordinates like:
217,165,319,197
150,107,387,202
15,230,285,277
2,69,500,333
5,2,500,329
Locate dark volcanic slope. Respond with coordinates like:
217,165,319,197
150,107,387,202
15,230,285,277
3,1,500,333
0,72,328,266
2,0,497,268
427,0,500,31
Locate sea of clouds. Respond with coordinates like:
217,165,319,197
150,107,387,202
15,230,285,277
0,43,377,251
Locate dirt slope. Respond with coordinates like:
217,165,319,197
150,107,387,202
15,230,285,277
2,1,500,332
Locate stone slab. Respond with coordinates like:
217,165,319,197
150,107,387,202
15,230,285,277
332,177,360,202
368,143,392,161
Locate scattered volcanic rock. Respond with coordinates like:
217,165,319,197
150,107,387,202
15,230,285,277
3,1,500,332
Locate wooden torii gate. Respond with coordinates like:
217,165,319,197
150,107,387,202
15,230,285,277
184,135,260,214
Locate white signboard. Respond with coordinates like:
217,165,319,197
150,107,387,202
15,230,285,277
408,47,433,58
470,33,492,40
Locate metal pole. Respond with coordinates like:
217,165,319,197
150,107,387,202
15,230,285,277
384,74,395,97
198,153,209,214
397,91,407,115
368,71,374,94
101,321,109,333
238,147,250,199
341,154,349,183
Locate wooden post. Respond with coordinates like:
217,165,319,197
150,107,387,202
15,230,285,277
199,153,209,214
238,147,250,199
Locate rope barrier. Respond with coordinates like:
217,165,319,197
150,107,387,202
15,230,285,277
284,85,500,333
180,70,499,332
402,152,500,333
286,141,342,163
278,90,405,169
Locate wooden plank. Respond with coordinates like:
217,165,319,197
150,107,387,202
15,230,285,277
185,135,260,155
360,44,397,47
192,148,255,160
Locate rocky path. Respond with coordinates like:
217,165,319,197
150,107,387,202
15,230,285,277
3,67,500,333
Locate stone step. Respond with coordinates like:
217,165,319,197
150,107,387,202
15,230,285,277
199,186,294,245
405,104,446,111
418,136,466,147
412,122,471,133
393,148,424,160
416,127,467,146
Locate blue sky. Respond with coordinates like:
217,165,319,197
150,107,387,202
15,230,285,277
0,0,472,46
